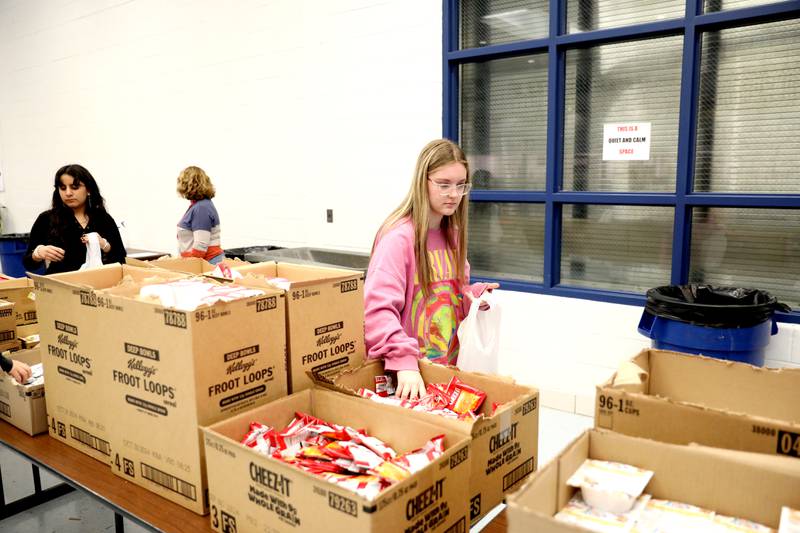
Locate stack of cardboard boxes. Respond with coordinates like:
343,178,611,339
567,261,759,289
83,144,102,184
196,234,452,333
129,257,369,394
0,276,39,350
0,276,38,327
31,264,287,513
0,299,17,352
17,255,800,531
20,257,545,533
0,276,45,435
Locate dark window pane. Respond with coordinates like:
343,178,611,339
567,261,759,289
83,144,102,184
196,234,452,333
704,0,783,12
461,55,548,190
468,202,544,282
563,37,683,192
567,0,684,33
460,0,549,49
694,19,800,193
690,208,800,308
561,205,673,292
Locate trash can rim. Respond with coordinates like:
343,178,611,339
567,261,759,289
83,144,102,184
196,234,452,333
645,286,779,310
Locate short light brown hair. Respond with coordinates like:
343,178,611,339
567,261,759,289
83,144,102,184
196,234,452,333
177,166,215,200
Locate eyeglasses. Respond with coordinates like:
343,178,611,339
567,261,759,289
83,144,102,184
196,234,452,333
427,179,472,196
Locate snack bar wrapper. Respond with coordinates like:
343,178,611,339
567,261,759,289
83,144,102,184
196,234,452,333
566,459,654,514
632,498,716,533
555,492,650,533
713,514,774,533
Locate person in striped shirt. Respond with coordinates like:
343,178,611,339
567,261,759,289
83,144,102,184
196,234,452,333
176,166,225,264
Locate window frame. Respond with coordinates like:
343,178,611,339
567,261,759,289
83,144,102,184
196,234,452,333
443,0,800,322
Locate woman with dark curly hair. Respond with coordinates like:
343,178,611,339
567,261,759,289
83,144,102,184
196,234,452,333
23,164,126,274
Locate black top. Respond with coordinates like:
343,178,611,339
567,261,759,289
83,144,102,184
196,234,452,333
23,210,127,274
0,354,11,373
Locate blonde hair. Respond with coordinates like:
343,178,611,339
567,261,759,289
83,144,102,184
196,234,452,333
177,166,216,200
375,139,470,297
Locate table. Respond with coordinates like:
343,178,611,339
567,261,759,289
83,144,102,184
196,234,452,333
125,249,169,262
0,422,508,532
0,423,210,532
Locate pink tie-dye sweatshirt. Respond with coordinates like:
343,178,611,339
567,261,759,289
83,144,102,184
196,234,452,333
364,218,484,372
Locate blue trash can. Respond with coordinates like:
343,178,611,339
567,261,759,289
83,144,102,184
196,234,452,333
0,233,31,278
638,285,790,367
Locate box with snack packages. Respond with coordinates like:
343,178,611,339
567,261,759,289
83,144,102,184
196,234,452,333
507,429,800,533
315,358,539,525
202,387,471,533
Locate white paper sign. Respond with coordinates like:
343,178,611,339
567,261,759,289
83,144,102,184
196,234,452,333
602,122,651,161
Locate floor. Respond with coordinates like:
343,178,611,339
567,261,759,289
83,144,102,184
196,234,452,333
0,407,593,532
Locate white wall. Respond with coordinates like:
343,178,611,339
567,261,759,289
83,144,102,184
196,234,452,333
493,291,800,415
0,0,441,252
1,0,797,413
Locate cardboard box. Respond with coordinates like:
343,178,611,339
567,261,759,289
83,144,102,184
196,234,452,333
91,270,288,514
126,256,251,276
0,347,47,435
235,262,365,393
16,322,39,349
0,277,37,326
0,340,21,353
595,348,800,458
318,359,539,525
0,300,16,347
506,429,800,532
202,387,471,533
30,265,188,463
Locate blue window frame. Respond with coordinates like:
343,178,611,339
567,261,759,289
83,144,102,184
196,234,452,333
443,0,800,322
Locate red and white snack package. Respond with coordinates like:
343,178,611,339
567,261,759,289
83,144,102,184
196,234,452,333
239,412,444,500
358,377,490,420
393,435,446,474
375,375,396,397
345,427,397,461
241,422,276,456
210,263,243,280
443,377,486,416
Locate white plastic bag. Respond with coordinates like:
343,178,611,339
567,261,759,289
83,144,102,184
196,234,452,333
456,291,501,374
80,232,103,270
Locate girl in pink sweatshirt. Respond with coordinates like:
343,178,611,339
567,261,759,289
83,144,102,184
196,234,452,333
364,139,498,400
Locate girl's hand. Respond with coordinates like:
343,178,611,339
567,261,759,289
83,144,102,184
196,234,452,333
396,370,425,400
81,234,110,251
465,283,500,305
34,245,65,262
8,360,32,384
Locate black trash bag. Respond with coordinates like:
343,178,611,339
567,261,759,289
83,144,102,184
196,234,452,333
644,285,791,328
